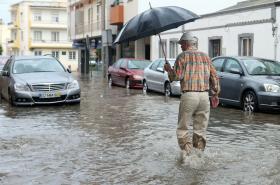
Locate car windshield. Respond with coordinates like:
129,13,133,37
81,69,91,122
128,60,150,69
243,59,280,75
13,58,65,74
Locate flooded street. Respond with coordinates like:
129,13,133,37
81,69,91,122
0,71,280,185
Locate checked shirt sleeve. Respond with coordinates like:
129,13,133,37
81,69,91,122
167,53,185,82
209,62,220,96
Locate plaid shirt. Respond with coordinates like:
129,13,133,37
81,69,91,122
167,50,220,95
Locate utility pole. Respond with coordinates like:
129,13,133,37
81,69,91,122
101,0,106,78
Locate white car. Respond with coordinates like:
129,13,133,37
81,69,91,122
143,58,181,96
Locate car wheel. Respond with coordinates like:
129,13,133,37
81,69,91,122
125,78,130,89
8,92,15,106
242,91,258,112
143,80,149,93
165,82,172,96
108,75,112,86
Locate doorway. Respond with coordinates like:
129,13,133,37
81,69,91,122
209,37,222,58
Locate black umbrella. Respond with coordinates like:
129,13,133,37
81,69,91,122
113,5,199,61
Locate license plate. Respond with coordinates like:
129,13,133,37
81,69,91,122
40,91,61,98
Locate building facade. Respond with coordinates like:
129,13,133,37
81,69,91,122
8,0,78,71
68,0,118,73
151,0,280,61
0,19,10,56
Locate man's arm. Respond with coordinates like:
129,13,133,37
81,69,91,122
164,54,184,81
209,63,220,96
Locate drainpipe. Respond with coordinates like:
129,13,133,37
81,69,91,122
272,4,278,60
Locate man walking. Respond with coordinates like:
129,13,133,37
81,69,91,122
164,32,220,155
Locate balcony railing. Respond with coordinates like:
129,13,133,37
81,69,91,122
29,39,72,49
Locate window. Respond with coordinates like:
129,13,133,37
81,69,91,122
150,60,160,71
159,40,167,58
62,51,66,55
169,40,178,58
34,51,42,56
212,58,225,72
51,32,59,42
51,13,59,23
33,13,41,21
97,5,100,29
224,58,242,73
239,34,253,56
34,31,42,41
120,60,127,69
52,51,59,59
69,51,76,60
88,8,92,24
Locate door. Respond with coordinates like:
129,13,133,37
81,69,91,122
110,59,122,84
118,60,128,86
209,39,221,58
0,59,12,100
154,60,167,92
146,59,160,91
220,58,244,104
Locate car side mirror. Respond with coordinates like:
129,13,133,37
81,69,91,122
67,68,72,73
1,71,10,77
156,67,164,73
230,68,243,75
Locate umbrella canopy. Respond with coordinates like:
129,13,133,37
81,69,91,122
114,6,200,44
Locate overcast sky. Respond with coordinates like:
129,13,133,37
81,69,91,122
0,0,244,24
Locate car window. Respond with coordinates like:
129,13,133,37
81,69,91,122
243,59,280,75
120,60,127,69
2,59,11,72
13,58,65,74
157,60,165,69
150,60,160,71
224,58,242,73
128,60,150,69
114,59,122,69
212,58,225,72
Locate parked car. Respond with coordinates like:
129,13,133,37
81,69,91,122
212,56,280,111
0,56,80,105
143,58,181,96
0,56,10,72
108,58,151,89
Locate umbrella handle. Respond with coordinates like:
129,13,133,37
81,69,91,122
158,34,168,64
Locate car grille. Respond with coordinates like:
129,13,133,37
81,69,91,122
33,95,67,103
31,83,66,92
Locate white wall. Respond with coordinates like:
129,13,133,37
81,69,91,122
151,6,279,61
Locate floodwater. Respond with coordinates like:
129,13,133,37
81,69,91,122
0,71,280,185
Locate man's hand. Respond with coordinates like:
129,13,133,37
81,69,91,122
164,63,172,72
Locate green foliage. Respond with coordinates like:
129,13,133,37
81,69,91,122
0,45,2,55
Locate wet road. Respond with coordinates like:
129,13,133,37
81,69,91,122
0,71,280,185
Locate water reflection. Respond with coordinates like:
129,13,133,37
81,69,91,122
0,71,280,184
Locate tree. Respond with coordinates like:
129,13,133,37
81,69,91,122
0,45,2,55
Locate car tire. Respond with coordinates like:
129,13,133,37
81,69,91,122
165,82,172,96
8,91,15,106
125,78,130,89
242,91,258,112
143,80,149,93
108,75,112,86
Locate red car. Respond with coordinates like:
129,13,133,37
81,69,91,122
108,58,151,89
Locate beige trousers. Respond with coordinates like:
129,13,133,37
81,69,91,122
177,92,210,153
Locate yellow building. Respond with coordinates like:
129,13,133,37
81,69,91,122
8,0,79,71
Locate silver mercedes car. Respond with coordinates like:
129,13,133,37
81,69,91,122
0,56,80,105
143,58,181,96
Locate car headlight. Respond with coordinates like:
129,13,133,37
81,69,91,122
264,84,280,92
132,75,143,80
67,80,80,89
14,83,30,91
